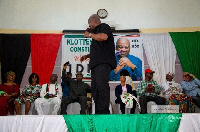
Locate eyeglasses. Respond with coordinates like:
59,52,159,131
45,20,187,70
184,74,190,77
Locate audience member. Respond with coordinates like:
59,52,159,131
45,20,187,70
0,71,20,116
161,72,194,113
181,72,200,108
120,69,135,90
61,64,75,97
61,70,91,114
110,38,142,81
115,71,137,114
137,69,166,114
35,74,62,115
15,73,42,115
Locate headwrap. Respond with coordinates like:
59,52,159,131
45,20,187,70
167,72,175,78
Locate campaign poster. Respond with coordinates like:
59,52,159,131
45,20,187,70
62,34,143,82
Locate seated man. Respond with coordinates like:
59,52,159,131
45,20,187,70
35,74,62,115
137,69,166,114
60,69,91,114
181,72,200,108
115,71,137,114
61,67,74,98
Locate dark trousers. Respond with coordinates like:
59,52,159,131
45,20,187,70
191,96,200,108
139,96,166,114
60,96,87,114
91,64,111,114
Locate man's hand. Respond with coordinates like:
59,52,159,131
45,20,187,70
84,31,90,38
119,58,126,66
80,55,87,63
114,63,125,74
45,94,54,98
190,74,196,79
114,58,130,74
63,64,68,70
120,57,136,69
80,54,90,63
145,85,155,93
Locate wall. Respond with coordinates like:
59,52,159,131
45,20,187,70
0,0,200,31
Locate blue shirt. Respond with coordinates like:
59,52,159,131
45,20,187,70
110,54,143,81
181,78,200,97
61,82,69,97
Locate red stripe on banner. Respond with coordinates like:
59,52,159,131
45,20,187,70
31,34,63,85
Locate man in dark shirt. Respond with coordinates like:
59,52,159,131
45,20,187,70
80,14,116,114
61,64,76,98
60,68,91,114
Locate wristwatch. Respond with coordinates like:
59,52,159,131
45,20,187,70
131,67,137,72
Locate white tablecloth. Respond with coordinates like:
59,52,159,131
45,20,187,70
0,115,68,132
178,113,200,132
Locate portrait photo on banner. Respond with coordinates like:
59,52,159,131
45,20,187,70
62,34,144,82
110,35,144,81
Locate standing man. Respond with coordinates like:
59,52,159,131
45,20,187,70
80,14,116,114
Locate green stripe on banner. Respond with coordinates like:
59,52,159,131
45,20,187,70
64,35,84,38
63,114,182,132
169,32,200,79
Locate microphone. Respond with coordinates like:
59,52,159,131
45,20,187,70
116,51,122,58
85,28,91,33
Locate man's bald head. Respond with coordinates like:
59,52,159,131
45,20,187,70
116,38,130,57
88,14,101,30
89,14,101,23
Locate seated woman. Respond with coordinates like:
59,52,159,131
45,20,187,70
0,71,20,116
120,69,135,91
115,71,137,114
161,72,194,113
15,73,42,115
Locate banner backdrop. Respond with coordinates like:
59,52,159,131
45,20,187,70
62,34,143,82
62,35,92,82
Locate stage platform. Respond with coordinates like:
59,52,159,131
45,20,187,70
0,113,200,132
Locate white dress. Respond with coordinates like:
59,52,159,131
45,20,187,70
35,83,62,115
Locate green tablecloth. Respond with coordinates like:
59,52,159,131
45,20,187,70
63,114,182,132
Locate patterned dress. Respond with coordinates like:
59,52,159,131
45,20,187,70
161,81,195,113
15,84,42,103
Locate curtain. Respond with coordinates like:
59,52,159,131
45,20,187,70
141,33,176,85
31,34,63,85
0,34,30,86
169,32,200,79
